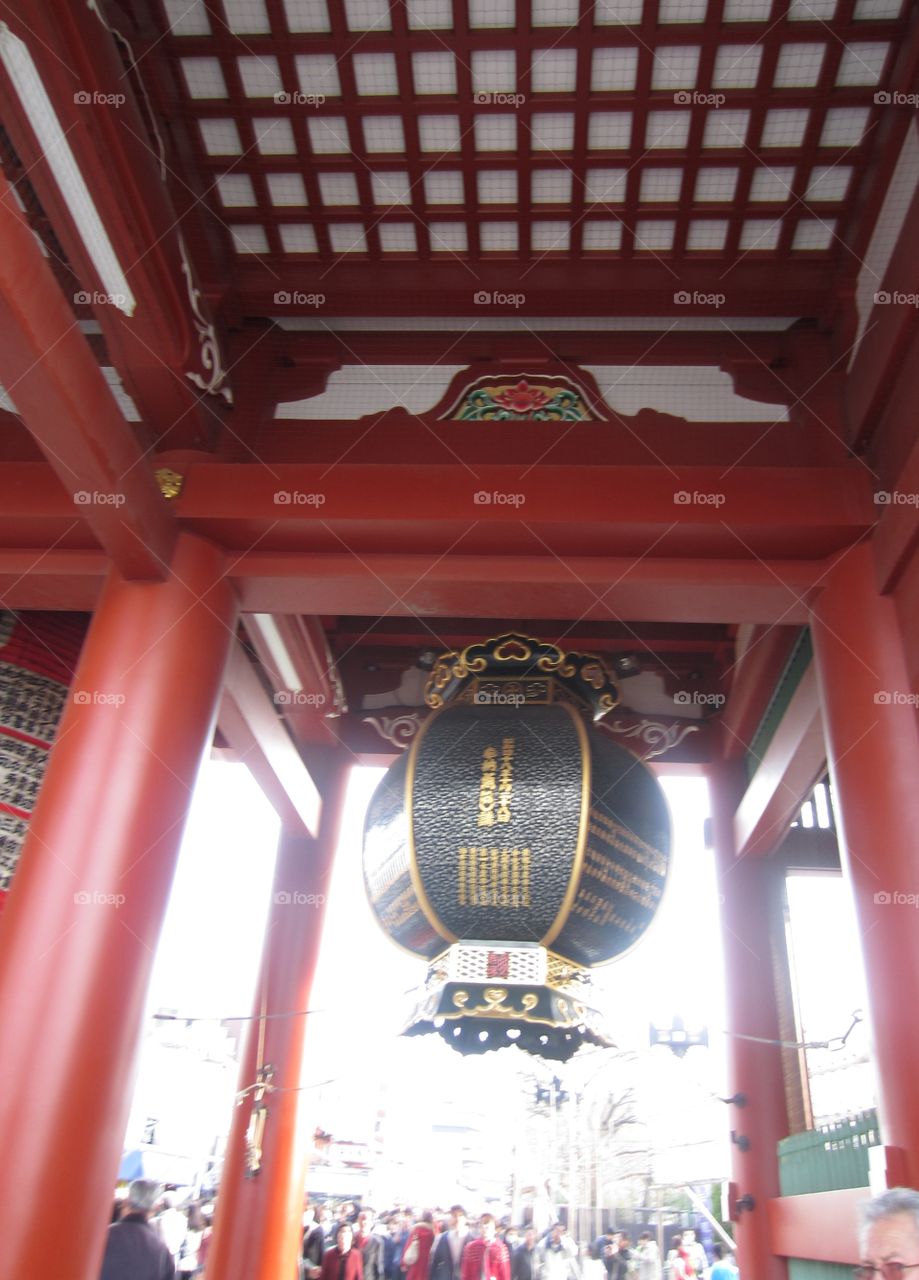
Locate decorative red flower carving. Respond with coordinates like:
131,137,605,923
493,381,552,414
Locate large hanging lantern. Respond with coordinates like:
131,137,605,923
362,635,671,1060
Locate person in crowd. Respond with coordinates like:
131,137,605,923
356,1208,386,1280
177,1203,206,1277
664,1235,683,1280
320,1222,364,1280
156,1192,188,1266
708,1244,737,1280
593,1228,618,1279
858,1187,919,1279
319,1206,337,1242
536,1222,580,1280
634,1232,660,1280
402,1209,436,1280
504,1226,520,1252
669,1247,696,1280
612,1234,633,1280
513,1226,540,1280
461,1214,511,1280
430,1205,471,1280
580,1239,605,1280
196,1205,214,1277
681,1232,707,1279
99,1179,176,1280
385,1213,412,1280
303,1203,328,1279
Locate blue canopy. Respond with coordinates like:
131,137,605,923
117,1147,196,1186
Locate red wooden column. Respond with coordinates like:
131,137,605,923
0,532,238,1280
207,755,350,1280
811,542,919,1187
709,758,789,1280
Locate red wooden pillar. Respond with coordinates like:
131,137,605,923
207,756,350,1280
811,542,919,1187
0,532,238,1280
709,758,789,1280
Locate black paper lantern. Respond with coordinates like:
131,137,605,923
363,634,671,1060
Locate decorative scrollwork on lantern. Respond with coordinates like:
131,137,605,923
425,633,620,721
362,712,423,748
604,717,702,761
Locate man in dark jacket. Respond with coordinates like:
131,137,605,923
99,1180,175,1280
512,1226,538,1280
303,1203,327,1278
611,1233,633,1280
430,1206,471,1280
384,1212,411,1280
355,1208,385,1280
593,1227,618,1279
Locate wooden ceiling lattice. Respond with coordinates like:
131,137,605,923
143,0,909,294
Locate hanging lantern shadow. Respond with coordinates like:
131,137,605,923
362,633,673,1061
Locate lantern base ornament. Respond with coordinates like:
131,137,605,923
402,943,615,1061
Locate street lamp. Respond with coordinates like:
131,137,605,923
649,1016,708,1058
534,1076,569,1109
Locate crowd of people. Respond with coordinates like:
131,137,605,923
98,1181,919,1280
97,1187,741,1280
297,1203,737,1280
100,1182,214,1280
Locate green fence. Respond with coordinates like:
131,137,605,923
778,1111,879,1280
